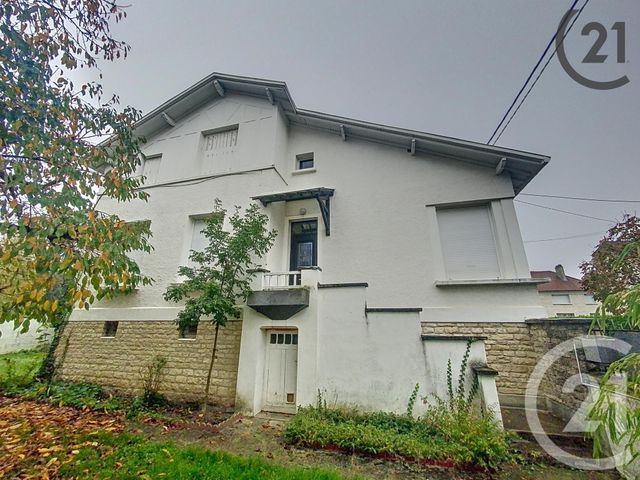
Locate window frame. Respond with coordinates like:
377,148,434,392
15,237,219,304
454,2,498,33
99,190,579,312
295,152,315,171
551,294,572,305
436,204,502,281
179,323,198,340
102,321,119,338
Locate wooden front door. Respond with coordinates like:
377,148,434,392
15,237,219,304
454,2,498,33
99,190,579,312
264,331,298,412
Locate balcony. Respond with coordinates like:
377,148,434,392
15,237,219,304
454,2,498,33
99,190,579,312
246,270,319,320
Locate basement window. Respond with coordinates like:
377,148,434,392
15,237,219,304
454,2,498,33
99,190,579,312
103,321,118,338
296,153,314,170
179,323,198,340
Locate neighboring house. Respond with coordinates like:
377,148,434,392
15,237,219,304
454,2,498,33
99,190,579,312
55,73,552,417
531,265,599,318
0,321,51,354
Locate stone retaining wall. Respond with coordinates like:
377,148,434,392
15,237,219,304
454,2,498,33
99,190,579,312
421,319,591,413
55,320,242,405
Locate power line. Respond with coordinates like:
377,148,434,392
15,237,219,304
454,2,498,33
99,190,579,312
521,193,640,203
515,199,614,223
489,0,591,145
524,230,605,243
486,0,581,144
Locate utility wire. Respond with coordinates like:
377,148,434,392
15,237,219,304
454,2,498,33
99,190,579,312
521,193,640,203
515,199,614,223
489,0,591,145
524,230,605,243
486,0,581,145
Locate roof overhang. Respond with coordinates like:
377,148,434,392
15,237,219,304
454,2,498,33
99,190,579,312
132,72,550,194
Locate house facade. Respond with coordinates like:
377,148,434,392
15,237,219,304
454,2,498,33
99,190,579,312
0,321,51,354
531,264,599,317
56,73,551,417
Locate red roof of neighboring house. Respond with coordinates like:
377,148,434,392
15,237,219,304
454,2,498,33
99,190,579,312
530,269,584,292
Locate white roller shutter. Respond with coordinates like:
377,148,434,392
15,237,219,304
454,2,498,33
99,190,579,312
188,219,208,267
437,206,500,280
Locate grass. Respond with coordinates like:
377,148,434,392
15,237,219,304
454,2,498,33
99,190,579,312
285,405,515,471
61,432,350,480
0,350,45,387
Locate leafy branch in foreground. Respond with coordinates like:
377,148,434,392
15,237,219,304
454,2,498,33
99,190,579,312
1,1,153,329
164,200,276,409
589,240,640,466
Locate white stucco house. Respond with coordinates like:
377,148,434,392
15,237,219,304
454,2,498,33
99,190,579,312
58,73,552,418
531,264,599,317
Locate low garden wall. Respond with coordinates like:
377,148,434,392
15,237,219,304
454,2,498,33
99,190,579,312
421,319,592,415
54,320,242,405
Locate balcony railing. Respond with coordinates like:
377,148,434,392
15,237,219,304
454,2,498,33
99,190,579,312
262,271,302,289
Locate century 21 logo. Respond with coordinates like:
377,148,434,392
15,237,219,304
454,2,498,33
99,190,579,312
557,9,630,90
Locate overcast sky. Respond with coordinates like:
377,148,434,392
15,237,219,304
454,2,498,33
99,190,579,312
82,0,639,278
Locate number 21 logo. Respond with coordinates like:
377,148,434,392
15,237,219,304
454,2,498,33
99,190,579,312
557,10,630,90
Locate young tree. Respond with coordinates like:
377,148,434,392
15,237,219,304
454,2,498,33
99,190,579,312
164,200,276,410
589,241,640,467
580,215,640,302
0,1,152,333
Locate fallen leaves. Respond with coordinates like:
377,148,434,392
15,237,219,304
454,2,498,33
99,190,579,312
0,396,124,479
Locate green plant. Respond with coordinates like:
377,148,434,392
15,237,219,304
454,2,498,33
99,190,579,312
139,355,168,407
285,404,513,470
580,215,640,303
406,383,419,417
587,240,640,467
0,0,153,331
163,200,276,410
441,340,479,413
0,350,45,390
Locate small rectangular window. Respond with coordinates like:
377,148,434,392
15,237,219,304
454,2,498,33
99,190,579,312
180,323,198,339
270,333,277,344
551,294,572,305
277,333,284,344
103,321,118,338
584,294,597,305
296,153,314,170
292,334,298,345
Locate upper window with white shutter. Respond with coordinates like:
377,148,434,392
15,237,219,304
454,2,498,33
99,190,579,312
200,125,238,173
437,205,501,280
141,154,161,184
188,218,209,268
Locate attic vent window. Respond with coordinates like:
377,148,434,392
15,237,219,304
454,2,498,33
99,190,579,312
296,153,314,170
103,321,118,338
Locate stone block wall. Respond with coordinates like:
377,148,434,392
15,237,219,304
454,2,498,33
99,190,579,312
55,320,242,405
421,319,591,413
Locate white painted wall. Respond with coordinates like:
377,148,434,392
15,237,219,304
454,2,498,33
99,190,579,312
65,91,546,416
0,321,51,354
538,291,599,318
78,92,545,324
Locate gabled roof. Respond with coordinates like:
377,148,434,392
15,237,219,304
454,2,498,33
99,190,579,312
135,72,550,194
530,270,584,292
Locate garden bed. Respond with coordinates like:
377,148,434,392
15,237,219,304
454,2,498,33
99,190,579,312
284,405,514,472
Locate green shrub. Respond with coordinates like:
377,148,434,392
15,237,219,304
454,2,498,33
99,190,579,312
19,381,124,411
285,405,513,470
0,350,45,390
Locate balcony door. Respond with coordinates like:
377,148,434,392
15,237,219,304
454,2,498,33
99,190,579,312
289,220,317,274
